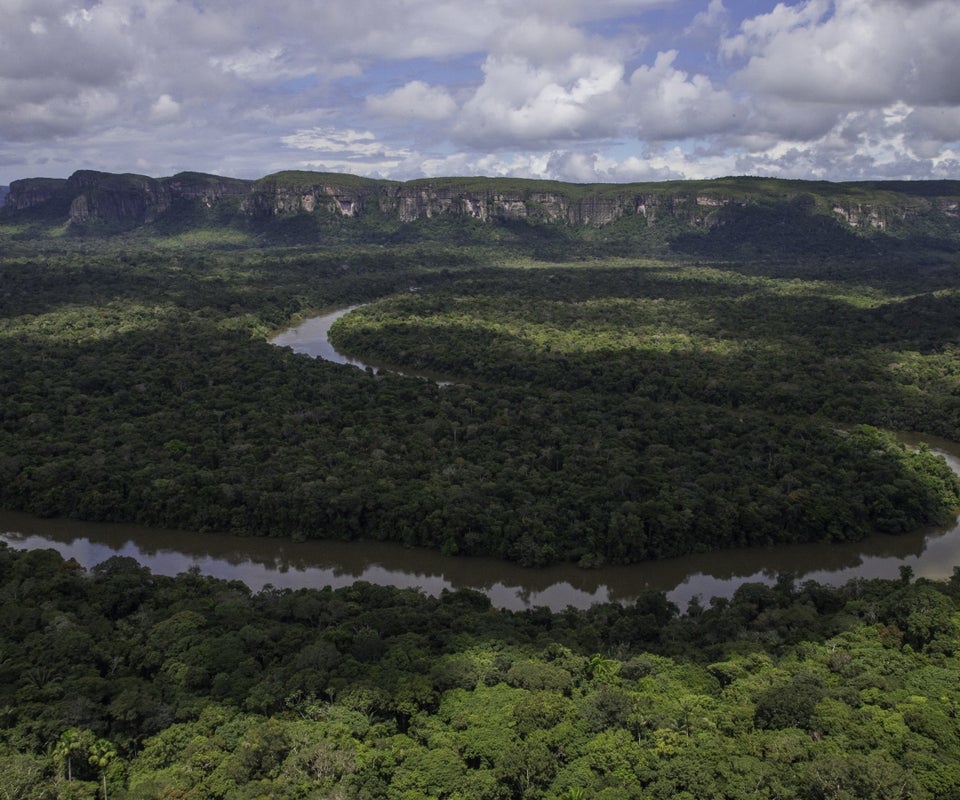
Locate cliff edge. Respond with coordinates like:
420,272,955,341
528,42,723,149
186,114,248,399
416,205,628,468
3,169,959,256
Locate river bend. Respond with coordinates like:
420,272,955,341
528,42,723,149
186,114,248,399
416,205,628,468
1,308,958,612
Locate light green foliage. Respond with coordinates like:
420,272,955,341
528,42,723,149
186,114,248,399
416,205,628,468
1,546,960,798
0,750,54,800
1,182,960,797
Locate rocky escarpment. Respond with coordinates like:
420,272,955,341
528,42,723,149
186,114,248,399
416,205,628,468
162,172,250,208
3,170,960,247
241,173,376,218
370,182,744,226
239,176,753,228
3,171,250,230
378,184,639,225
2,177,70,212
65,171,172,226
66,171,250,228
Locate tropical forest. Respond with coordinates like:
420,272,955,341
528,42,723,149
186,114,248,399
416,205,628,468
1,170,960,798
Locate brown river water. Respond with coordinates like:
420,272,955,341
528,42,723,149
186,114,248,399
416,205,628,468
2,309,958,611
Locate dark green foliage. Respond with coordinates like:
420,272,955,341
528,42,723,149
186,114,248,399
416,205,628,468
1,178,959,797
672,197,874,259
1,546,960,798
753,674,824,730
1,235,959,566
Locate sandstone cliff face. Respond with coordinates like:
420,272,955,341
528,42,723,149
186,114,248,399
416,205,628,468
935,198,959,218
164,173,249,208
374,184,740,227
66,171,171,226
831,202,891,231
242,183,366,217
238,176,750,229
380,185,543,223
3,170,959,244
64,171,252,227
3,177,70,211
3,171,250,228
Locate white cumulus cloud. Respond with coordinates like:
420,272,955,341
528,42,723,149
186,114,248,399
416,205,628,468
454,52,625,148
149,94,181,124
627,50,741,140
366,81,457,121
725,0,960,106
0,0,959,184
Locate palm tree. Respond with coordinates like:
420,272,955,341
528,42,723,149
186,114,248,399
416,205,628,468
53,728,90,783
88,738,116,800
587,653,619,681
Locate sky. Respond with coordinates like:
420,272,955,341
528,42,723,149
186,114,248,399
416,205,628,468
1,0,959,186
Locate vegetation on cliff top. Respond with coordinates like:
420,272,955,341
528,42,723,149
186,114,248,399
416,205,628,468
3,170,960,256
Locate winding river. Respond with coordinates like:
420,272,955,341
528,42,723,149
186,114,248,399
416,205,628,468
2,308,959,612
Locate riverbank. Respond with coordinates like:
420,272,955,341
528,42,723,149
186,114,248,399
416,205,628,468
4,462,960,610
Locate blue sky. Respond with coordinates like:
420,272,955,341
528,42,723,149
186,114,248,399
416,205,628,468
1,0,958,185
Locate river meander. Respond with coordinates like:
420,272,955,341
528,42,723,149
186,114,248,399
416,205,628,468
2,308,959,612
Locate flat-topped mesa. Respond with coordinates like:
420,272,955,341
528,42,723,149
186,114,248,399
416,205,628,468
380,184,494,222
3,169,960,245
2,170,252,229
238,173,759,227
375,183,738,226
240,171,391,219
3,177,69,211
163,172,250,207
381,184,547,223
66,171,171,226
65,170,253,227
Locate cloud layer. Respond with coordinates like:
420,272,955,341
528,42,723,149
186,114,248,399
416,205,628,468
1,0,958,184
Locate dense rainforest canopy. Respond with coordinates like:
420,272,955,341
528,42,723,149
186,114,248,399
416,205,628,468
3,545,960,799
2,172,960,797
0,235,958,565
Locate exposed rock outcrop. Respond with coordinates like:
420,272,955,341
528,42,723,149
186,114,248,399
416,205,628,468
242,176,370,218
3,170,250,229
164,172,250,208
66,171,171,226
3,169,959,248
3,177,69,211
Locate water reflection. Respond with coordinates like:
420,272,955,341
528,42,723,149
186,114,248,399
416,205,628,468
270,306,369,369
5,316,958,612
3,495,959,611
270,305,454,385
